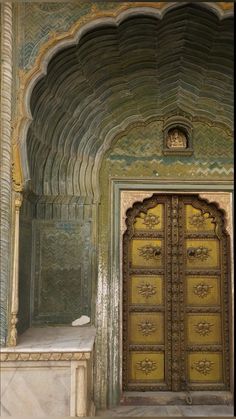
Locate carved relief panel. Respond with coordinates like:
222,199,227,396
123,194,230,392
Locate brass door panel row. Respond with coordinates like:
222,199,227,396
123,194,230,392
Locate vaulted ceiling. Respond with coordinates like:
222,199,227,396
27,4,233,200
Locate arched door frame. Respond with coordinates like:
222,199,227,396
105,179,233,406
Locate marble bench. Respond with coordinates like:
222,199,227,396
0,326,96,417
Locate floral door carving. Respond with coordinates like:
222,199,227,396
122,194,230,392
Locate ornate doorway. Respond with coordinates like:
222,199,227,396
122,194,230,392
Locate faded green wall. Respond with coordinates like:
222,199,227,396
101,120,233,181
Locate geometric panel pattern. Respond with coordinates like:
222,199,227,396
33,221,91,324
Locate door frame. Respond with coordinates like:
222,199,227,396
106,179,233,406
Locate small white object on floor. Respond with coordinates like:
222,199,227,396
72,315,90,326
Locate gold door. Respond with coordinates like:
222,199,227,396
122,194,230,392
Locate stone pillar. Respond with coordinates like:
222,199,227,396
0,3,13,346
8,192,23,346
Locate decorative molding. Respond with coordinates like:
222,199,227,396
0,351,90,362
0,2,13,346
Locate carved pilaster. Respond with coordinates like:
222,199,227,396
7,192,23,346
0,2,13,346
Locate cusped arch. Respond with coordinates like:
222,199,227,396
13,2,234,198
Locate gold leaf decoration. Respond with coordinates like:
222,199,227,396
138,320,156,336
136,358,157,375
137,282,157,298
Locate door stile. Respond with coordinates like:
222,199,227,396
178,196,187,391
165,196,173,390
221,222,231,390
171,195,181,391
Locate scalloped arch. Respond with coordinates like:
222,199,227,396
13,2,234,198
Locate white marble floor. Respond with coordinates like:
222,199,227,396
96,405,234,417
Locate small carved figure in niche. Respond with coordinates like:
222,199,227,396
166,128,187,149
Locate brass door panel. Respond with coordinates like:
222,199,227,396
129,312,164,345
187,353,223,383
130,352,165,382
185,205,215,232
131,239,163,268
130,275,164,305
134,204,164,231
123,194,230,393
186,239,220,269
186,276,220,306
186,314,222,345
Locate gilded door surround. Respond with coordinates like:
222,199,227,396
104,179,233,406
